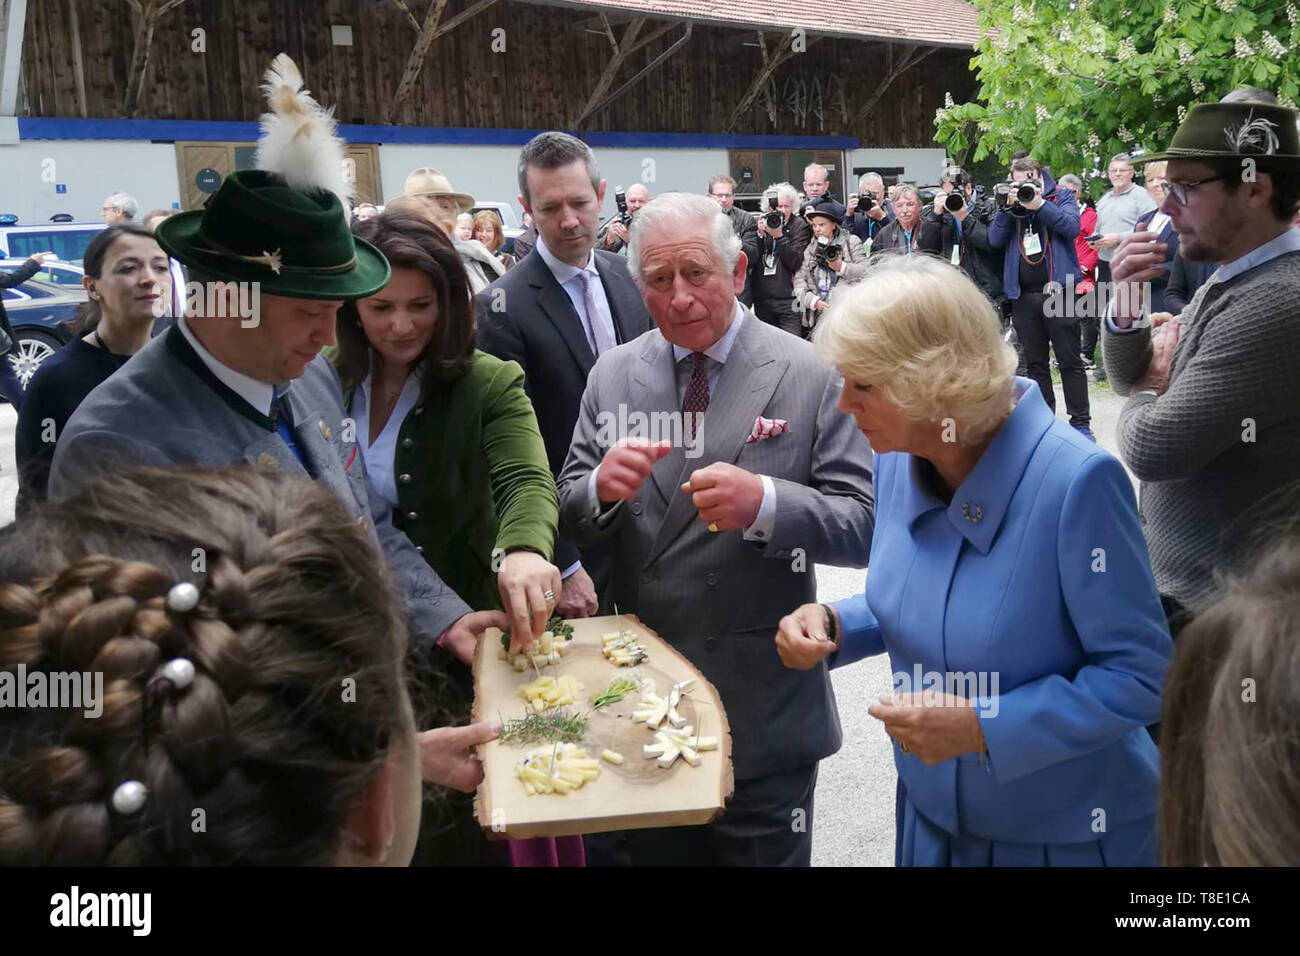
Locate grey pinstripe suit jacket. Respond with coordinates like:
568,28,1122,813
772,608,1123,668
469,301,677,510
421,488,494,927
557,309,875,780
47,325,471,645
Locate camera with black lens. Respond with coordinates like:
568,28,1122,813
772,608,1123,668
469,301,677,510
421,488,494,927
944,191,966,213
814,235,842,269
764,194,784,230
614,186,632,226
995,181,1036,216
857,192,876,213
1015,181,1039,204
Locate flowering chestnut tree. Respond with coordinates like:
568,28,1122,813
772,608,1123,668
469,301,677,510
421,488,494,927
936,0,1299,185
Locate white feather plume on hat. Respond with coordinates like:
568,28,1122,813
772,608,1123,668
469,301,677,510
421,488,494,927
254,54,353,206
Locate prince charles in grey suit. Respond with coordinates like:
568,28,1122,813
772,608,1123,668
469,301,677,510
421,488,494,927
557,193,874,865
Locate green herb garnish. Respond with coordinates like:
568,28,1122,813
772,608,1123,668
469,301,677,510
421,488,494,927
498,708,588,746
590,675,638,708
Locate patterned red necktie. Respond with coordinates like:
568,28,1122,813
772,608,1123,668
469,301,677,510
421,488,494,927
682,352,709,444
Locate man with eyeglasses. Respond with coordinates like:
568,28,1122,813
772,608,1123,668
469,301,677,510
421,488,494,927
1089,154,1157,290
101,192,139,224
1103,101,1300,636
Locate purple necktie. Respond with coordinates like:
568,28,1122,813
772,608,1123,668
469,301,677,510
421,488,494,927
682,352,710,444
577,270,616,356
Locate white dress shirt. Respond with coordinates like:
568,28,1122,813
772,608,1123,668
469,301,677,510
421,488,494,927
351,370,424,510
177,316,276,416
534,234,619,354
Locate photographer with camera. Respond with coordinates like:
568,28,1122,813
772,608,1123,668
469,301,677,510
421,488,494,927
846,172,894,250
793,203,867,337
925,166,1005,306
988,155,1092,440
600,182,650,255
750,181,812,336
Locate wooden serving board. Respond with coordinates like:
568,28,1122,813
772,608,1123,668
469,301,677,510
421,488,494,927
472,614,734,840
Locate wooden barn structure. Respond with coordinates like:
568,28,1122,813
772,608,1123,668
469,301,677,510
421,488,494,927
0,0,981,220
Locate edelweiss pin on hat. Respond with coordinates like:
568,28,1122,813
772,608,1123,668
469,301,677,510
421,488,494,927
155,54,390,300
1133,102,1300,169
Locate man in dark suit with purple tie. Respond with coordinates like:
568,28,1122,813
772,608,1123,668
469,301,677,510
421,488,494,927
476,132,652,619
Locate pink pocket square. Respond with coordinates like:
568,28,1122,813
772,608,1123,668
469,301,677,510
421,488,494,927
746,416,789,443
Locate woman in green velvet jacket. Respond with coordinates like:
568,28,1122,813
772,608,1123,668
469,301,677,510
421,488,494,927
338,211,576,867
339,211,562,639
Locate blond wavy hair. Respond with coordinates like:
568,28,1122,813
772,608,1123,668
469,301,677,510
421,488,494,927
813,254,1018,447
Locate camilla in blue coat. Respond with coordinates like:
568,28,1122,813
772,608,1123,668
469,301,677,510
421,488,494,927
778,255,1171,866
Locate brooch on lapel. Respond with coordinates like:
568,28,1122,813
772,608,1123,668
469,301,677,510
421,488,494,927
962,501,983,524
746,416,789,444
257,453,279,472
319,420,332,441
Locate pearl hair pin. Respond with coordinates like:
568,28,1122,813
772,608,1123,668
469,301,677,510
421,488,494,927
159,657,196,690
111,780,148,815
166,581,200,612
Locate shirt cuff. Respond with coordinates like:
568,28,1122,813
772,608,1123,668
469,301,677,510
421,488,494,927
560,561,583,579
742,475,777,544
586,465,603,519
1104,298,1144,334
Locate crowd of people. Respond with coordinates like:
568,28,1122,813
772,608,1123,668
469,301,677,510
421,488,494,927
1,56,1298,868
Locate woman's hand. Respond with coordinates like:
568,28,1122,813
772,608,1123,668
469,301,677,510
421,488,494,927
868,693,985,765
497,550,563,650
775,603,838,670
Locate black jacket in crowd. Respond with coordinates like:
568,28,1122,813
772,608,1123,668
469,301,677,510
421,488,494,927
871,216,942,258
1164,251,1216,316
749,212,813,311
847,200,896,246
924,194,1006,302
725,205,761,306
0,256,42,349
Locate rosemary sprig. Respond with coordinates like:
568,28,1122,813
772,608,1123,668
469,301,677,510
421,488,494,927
498,708,588,746
590,675,639,708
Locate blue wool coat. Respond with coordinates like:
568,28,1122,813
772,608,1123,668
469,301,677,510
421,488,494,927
831,379,1171,849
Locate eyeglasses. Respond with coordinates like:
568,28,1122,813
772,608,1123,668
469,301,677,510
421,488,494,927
1165,174,1233,206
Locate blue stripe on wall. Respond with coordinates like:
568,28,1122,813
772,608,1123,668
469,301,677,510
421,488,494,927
17,117,859,150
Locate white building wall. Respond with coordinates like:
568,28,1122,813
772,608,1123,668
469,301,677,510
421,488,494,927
0,136,922,225
0,139,181,222
846,148,951,188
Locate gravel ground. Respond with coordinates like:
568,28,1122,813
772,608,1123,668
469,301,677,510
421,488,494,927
0,378,1132,867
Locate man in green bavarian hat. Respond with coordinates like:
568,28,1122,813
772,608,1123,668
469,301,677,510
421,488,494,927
1103,100,1300,631
49,56,505,790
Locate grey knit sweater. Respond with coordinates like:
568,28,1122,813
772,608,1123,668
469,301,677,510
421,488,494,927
1102,250,1300,612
